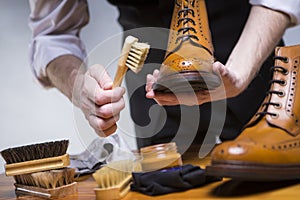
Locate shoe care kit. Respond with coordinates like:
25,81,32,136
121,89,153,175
1,140,77,199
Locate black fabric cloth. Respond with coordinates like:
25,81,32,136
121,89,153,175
107,0,283,150
131,164,221,196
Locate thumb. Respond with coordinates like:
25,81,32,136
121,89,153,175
213,61,228,77
89,64,113,89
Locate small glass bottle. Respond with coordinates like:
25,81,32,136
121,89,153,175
140,142,182,172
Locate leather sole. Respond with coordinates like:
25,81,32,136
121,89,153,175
153,71,221,93
205,162,300,181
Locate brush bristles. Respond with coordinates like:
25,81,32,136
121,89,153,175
93,160,138,188
14,168,75,189
126,42,150,74
93,168,131,188
1,140,69,164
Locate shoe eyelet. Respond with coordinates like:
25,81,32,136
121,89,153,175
274,103,282,109
271,113,279,119
278,90,285,97
280,79,287,86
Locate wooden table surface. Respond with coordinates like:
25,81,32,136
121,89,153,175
1,151,300,200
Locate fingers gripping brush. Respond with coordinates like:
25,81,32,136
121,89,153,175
0,140,77,199
113,35,150,88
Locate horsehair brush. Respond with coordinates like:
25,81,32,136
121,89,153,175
1,140,77,199
112,35,150,88
13,168,77,199
1,140,70,176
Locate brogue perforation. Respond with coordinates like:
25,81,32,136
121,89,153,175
153,0,220,93
206,45,300,181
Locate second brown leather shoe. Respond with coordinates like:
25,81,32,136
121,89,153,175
206,45,300,181
153,0,221,93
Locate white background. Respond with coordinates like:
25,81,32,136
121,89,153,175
0,0,299,174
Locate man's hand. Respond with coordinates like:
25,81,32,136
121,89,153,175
72,64,125,137
145,62,243,106
47,55,125,137
146,6,290,106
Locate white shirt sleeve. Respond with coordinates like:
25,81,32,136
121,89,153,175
28,0,89,87
249,0,300,25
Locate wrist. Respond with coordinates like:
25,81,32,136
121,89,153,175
225,58,254,93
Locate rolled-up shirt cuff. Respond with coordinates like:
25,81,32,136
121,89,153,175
30,34,86,88
250,0,300,25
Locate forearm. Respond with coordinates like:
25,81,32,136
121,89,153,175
46,55,86,102
226,5,290,91
29,0,89,88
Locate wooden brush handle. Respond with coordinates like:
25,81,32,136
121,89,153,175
112,64,128,88
94,175,132,200
5,154,70,176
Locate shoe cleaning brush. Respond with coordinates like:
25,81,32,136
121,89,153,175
113,35,150,88
0,140,77,199
92,159,141,200
1,140,70,176
13,168,77,199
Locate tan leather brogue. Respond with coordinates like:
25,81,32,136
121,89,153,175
206,45,300,181
153,0,221,93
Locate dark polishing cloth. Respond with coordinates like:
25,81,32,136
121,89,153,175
131,164,221,196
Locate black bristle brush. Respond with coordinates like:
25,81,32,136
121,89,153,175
1,140,77,199
1,140,70,176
